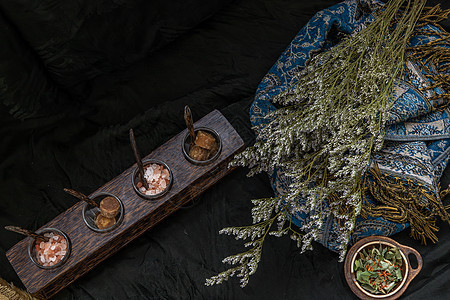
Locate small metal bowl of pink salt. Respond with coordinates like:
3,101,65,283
132,159,173,200
28,228,71,269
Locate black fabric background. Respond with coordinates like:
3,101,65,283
0,0,233,98
0,0,449,299
0,9,68,119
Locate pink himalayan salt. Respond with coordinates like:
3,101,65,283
138,163,170,195
35,232,67,267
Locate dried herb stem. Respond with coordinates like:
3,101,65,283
208,0,427,287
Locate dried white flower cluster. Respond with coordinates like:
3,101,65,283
207,0,426,288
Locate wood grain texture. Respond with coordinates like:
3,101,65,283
6,110,244,299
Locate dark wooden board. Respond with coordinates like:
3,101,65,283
6,110,244,299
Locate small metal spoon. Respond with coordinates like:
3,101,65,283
64,188,99,208
5,225,50,242
184,105,196,145
129,128,149,189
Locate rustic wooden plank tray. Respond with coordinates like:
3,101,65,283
6,109,244,299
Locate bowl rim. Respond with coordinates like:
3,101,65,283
350,240,408,298
131,159,173,200
28,227,71,269
181,126,222,165
82,192,125,233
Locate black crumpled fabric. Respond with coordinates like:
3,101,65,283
0,10,69,119
0,0,233,99
0,0,449,299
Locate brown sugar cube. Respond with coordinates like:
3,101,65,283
94,213,116,230
189,145,210,161
194,131,216,150
99,196,120,218
208,140,219,158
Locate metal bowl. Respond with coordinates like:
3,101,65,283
182,127,222,165
132,159,173,200
28,228,71,269
82,192,124,233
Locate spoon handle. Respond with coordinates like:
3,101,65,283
184,106,196,144
129,129,149,189
5,226,49,242
64,188,99,208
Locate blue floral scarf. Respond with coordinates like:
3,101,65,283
250,0,450,251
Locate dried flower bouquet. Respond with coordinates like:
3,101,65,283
205,0,445,288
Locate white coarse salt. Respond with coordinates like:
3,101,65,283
35,233,67,267
139,163,170,195
144,166,154,180
160,180,167,189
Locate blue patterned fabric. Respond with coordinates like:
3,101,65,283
250,0,450,251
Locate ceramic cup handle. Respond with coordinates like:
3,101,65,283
400,244,423,281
